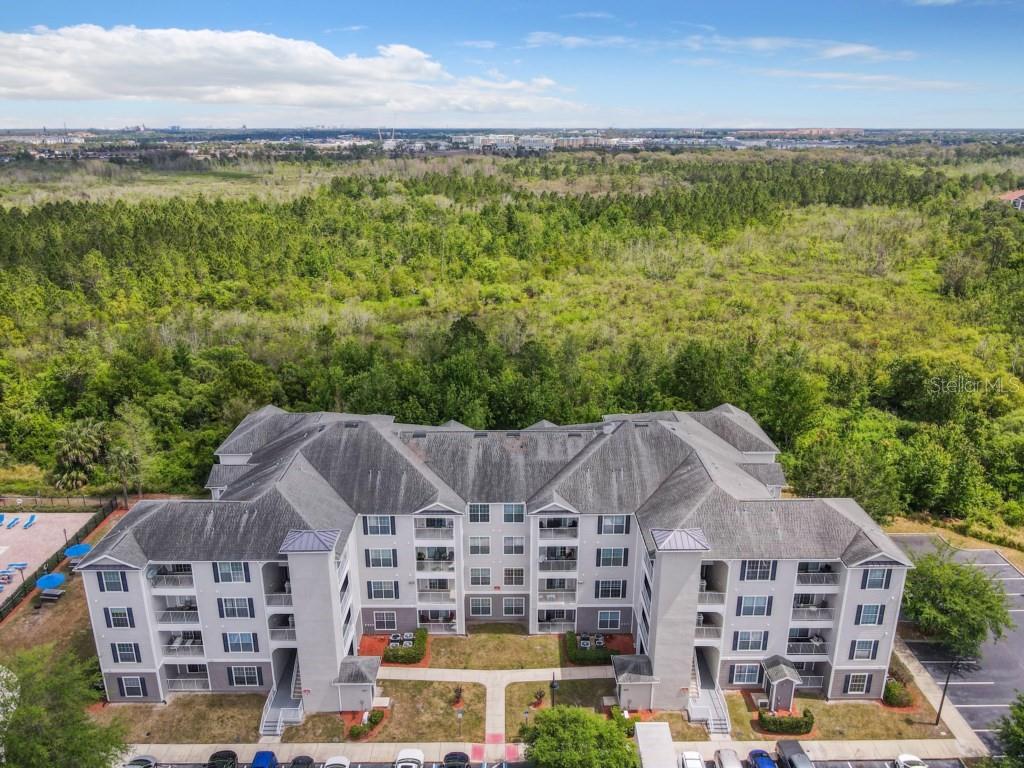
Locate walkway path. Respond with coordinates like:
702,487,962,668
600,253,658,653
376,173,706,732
377,664,614,760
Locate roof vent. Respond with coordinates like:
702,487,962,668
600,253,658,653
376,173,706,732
344,421,360,428
506,432,521,438
474,432,488,439
317,425,327,432
411,431,427,439
568,432,582,438
634,422,649,428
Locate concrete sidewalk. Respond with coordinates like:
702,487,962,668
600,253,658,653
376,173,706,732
674,739,967,761
128,742,485,763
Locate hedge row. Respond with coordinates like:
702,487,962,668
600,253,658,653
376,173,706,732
382,628,427,664
348,709,385,739
757,708,814,734
565,631,620,665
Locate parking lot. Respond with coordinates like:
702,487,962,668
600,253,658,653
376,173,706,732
155,763,960,768
893,533,1024,755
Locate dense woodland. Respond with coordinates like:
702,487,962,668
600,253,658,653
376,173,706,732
1,151,1023,537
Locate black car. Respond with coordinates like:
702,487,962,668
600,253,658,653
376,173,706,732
443,751,471,768
289,758,315,768
206,751,239,768
777,741,814,768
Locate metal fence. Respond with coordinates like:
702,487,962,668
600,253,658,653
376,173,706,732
0,496,120,622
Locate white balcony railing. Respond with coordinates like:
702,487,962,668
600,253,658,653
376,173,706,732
150,574,194,588
414,527,454,540
797,675,825,689
538,528,579,539
695,625,722,639
162,643,205,657
417,591,456,604
698,591,725,605
538,560,577,572
788,641,832,655
166,678,210,691
416,560,456,572
538,621,575,633
791,607,835,621
156,610,200,624
417,621,459,634
269,628,297,642
265,592,293,606
796,572,840,585
537,590,577,603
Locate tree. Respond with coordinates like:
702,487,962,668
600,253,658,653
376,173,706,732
2,645,126,767
998,691,1024,768
53,418,105,491
106,444,140,508
903,544,1014,659
522,706,637,768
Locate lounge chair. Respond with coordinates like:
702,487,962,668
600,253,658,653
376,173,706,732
0,514,5,525
6,517,19,529
23,514,36,529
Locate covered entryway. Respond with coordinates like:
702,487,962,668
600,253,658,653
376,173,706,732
762,655,802,712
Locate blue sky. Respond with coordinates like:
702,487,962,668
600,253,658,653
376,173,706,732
0,0,1021,129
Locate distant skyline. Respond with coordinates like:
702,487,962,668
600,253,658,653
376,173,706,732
0,0,1022,129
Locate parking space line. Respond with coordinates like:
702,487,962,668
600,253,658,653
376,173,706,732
945,681,995,685
956,703,1013,708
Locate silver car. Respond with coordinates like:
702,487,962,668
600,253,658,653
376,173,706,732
715,748,743,768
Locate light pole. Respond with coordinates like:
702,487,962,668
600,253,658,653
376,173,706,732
550,673,559,708
523,708,530,728
456,707,464,739
935,657,964,726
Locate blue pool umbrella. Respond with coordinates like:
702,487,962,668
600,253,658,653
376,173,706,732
0,569,12,575
36,573,66,590
7,563,27,569
64,543,92,558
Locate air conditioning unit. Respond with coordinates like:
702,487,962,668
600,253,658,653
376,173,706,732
756,698,770,711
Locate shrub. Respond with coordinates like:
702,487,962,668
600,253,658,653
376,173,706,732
757,708,814,735
534,688,546,704
884,679,913,708
367,709,384,727
382,628,427,664
348,724,368,740
610,705,638,737
453,685,464,704
565,631,620,665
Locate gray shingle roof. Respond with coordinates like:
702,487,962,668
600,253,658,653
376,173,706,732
612,654,657,683
763,655,802,684
334,656,381,685
205,464,253,489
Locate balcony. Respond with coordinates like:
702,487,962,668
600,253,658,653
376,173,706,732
791,606,835,622
417,621,459,634
417,590,456,604
695,625,722,639
539,559,577,572
539,527,579,540
537,590,577,603
157,610,200,624
698,591,726,605
797,675,825,689
414,519,455,540
787,641,832,656
538,621,575,633
150,573,194,589
166,677,210,691
265,592,293,607
269,628,297,642
162,637,204,657
796,572,840,586
416,559,456,573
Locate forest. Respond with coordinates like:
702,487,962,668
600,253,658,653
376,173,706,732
1,149,1023,540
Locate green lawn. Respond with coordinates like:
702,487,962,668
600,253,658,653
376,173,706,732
374,680,486,742
505,678,615,739
648,711,710,741
430,623,565,669
282,713,348,743
91,695,264,743
726,691,946,741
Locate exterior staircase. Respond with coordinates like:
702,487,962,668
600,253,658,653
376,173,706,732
686,650,731,736
291,661,302,699
259,654,305,737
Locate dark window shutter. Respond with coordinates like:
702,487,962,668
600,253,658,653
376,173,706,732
729,665,736,684
140,678,148,697
97,572,106,592
119,572,128,591
595,582,601,599
761,632,769,651
389,516,396,534
252,634,259,652
117,677,126,697
622,549,629,567
362,517,368,535
736,597,743,616
860,570,868,589
217,599,225,619
884,570,892,589
597,517,604,534
213,563,221,583
855,606,863,625
739,561,747,581
758,666,764,684
133,643,141,663
243,563,250,582
770,561,777,580
110,643,117,662
871,640,879,660
392,549,398,567
621,580,627,596
624,517,631,534
227,667,235,686
843,674,851,694
849,641,857,660
222,634,229,653
364,550,371,567
766,596,773,616
596,549,602,567
878,605,886,625
247,598,255,618
865,674,874,694
393,581,399,600
257,667,264,686
104,608,112,628
127,608,135,628
367,582,373,600
732,632,738,651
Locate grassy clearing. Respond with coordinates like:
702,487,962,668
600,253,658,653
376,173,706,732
648,711,709,741
429,623,565,670
505,679,615,740
726,691,945,741
886,517,1024,572
375,680,485,742
282,713,348,743
90,694,265,743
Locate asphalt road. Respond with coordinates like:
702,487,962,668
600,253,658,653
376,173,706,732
892,533,1024,755
161,760,963,768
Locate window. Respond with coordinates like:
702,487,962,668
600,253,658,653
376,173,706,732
545,578,568,590
503,536,525,555
108,607,132,628
366,515,395,535
863,568,891,589
857,604,884,625
229,666,261,687
597,548,627,567
740,560,774,581
470,597,491,616
503,503,525,523
120,676,144,698
851,640,879,660
734,630,768,651
845,673,870,694
641,609,650,634
215,562,247,583
424,578,450,591
732,664,761,684
469,536,490,555
374,611,397,631
100,571,127,592
470,568,491,586
224,632,257,653
368,581,397,600
504,597,526,616
112,643,141,663
738,596,770,617
186,662,204,673
596,580,627,599
504,568,525,586
599,515,627,534
220,597,254,618
469,503,490,523
598,610,621,630
367,548,396,568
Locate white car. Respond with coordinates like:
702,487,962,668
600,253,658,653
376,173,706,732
896,755,928,768
682,751,704,768
324,758,351,768
395,748,425,768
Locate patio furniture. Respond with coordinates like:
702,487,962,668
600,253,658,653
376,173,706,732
40,588,65,602
8,563,28,570
6,518,19,529
23,514,37,529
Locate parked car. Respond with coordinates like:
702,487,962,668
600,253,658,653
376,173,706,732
395,748,426,768
205,751,238,768
749,749,777,768
714,748,743,768
777,741,814,768
681,751,704,768
289,757,315,768
251,751,281,768
123,757,158,768
443,751,471,768
323,757,351,768
897,755,928,768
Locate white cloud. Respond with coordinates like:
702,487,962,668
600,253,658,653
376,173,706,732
325,25,367,33
562,11,615,19
819,42,914,61
524,31,634,48
758,68,966,91
0,25,577,116
458,39,498,49
908,0,963,5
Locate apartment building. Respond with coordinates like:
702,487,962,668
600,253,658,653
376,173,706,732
78,403,910,735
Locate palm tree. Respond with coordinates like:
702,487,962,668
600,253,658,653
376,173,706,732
105,445,139,508
53,419,105,491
